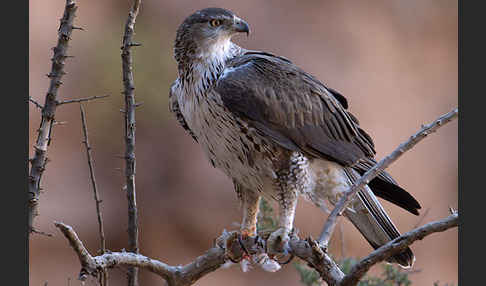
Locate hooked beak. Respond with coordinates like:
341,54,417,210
233,17,250,36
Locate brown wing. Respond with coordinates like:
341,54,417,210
215,51,375,166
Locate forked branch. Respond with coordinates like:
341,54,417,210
56,209,458,286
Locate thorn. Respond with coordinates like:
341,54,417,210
53,121,68,126
71,26,85,31
129,42,142,47
120,109,126,113
134,102,143,107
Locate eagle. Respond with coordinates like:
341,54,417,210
169,7,421,268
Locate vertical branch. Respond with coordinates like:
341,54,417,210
28,0,78,237
80,105,108,285
121,1,142,285
80,105,106,253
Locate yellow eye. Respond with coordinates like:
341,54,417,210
209,19,222,27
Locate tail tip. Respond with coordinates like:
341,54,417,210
387,247,415,268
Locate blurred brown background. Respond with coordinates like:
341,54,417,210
29,0,458,285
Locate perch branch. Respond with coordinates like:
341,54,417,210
56,222,345,286
57,209,458,286
339,211,459,286
121,0,142,285
57,94,110,105
28,0,78,237
318,108,458,246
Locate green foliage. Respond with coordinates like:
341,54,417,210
433,282,456,286
294,257,416,286
294,262,321,286
338,257,412,286
257,197,278,233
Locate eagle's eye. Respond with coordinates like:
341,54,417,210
209,19,223,27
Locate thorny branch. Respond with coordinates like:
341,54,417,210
56,209,458,286
318,108,459,246
28,0,78,237
121,0,142,285
80,105,108,285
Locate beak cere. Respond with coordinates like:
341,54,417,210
233,17,250,36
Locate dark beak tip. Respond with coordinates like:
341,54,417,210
234,19,250,36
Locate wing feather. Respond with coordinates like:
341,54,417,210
215,51,375,166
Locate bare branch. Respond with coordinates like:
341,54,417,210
80,105,108,285
339,212,458,286
289,236,345,285
28,0,79,237
57,94,110,105
318,108,458,246
56,222,346,286
121,0,142,285
80,105,106,253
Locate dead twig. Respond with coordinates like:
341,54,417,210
318,108,458,246
28,0,79,237
80,105,108,285
57,94,110,105
121,0,142,285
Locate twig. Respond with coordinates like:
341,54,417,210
318,108,458,246
80,105,108,286
29,97,44,110
121,1,142,285
28,0,79,237
339,212,458,286
57,94,110,105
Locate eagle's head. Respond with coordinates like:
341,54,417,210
174,8,249,70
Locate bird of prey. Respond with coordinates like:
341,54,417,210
169,7,421,268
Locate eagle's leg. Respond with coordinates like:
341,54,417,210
235,182,261,237
267,169,298,256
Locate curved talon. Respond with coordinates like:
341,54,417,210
226,255,240,264
237,233,250,255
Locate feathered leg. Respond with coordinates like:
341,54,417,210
267,164,299,255
235,183,261,237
